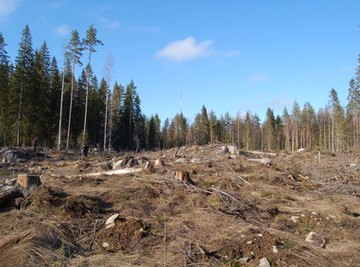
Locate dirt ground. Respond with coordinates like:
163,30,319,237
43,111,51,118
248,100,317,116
0,145,360,267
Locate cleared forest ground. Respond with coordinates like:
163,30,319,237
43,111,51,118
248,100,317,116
0,145,359,267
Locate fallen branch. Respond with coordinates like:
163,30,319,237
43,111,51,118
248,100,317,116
225,166,251,185
211,187,241,203
70,167,143,178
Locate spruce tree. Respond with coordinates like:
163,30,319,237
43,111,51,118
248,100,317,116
0,33,11,145
10,25,34,146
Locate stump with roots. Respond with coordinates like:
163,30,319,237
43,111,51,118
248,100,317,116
0,174,41,209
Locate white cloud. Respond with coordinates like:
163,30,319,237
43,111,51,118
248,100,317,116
248,73,269,83
54,24,70,37
156,36,214,62
0,0,22,20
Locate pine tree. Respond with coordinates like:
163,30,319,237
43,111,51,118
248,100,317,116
66,30,83,150
82,25,103,149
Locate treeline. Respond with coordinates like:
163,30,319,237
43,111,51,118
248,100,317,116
0,25,360,152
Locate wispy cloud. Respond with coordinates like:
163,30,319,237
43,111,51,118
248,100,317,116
156,36,214,62
337,65,353,73
47,1,62,9
0,0,22,20
248,73,270,83
54,24,70,37
267,98,293,108
127,26,160,34
96,14,120,29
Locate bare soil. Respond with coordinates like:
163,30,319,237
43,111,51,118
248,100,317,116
0,145,359,266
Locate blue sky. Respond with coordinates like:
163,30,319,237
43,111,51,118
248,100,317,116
0,0,359,123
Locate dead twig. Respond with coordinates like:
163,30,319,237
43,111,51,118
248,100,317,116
211,187,241,203
225,165,251,185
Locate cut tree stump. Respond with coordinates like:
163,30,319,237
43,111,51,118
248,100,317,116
0,174,42,209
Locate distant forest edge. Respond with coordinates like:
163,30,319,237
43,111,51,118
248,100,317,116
0,25,359,153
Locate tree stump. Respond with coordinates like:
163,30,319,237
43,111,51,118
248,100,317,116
0,174,42,209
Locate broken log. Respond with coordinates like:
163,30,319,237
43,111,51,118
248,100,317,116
0,187,23,209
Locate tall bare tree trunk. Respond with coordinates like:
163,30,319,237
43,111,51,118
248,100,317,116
66,67,75,151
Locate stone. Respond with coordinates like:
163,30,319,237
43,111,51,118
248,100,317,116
217,146,229,155
260,158,272,166
2,150,27,164
112,160,123,170
305,231,327,248
258,257,271,267
272,245,278,253
105,213,120,228
240,256,251,263
228,145,239,155
174,158,186,164
290,216,300,223
102,242,110,248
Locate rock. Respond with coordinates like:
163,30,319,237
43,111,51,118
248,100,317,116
102,242,110,248
112,160,123,170
272,245,278,253
2,150,27,164
260,158,272,166
217,146,229,155
190,157,201,163
105,214,120,229
305,231,327,248
174,158,186,164
154,159,165,167
228,145,239,155
258,257,271,267
240,256,251,263
290,216,300,223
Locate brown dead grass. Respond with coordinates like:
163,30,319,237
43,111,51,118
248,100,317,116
0,146,359,266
